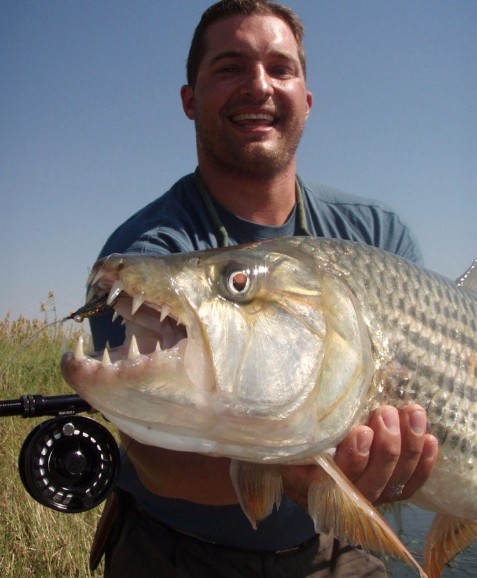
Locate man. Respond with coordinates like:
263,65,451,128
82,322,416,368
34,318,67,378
90,1,438,576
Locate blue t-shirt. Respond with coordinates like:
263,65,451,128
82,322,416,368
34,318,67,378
90,171,422,551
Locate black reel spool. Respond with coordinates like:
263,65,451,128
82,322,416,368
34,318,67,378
19,415,120,513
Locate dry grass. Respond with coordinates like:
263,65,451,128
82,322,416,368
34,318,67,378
0,297,105,577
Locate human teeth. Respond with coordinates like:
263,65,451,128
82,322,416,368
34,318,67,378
74,335,86,360
107,280,124,305
160,306,171,323
233,113,274,122
127,335,140,359
102,348,112,367
132,294,144,315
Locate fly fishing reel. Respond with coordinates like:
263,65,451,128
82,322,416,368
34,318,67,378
1,394,120,513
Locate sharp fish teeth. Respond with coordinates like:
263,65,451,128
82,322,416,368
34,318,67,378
107,280,124,305
160,305,171,323
127,335,140,359
131,294,144,315
155,340,162,352
87,267,106,287
112,311,120,323
102,348,112,367
74,335,86,360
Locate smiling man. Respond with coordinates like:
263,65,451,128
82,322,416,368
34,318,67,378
181,13,312,195
89,2,438,577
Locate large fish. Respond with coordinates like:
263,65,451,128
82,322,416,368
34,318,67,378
61,237,477,578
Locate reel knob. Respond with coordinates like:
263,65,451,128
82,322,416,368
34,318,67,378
19,415,120,513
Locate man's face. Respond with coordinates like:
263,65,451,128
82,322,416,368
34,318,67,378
181,14,313,179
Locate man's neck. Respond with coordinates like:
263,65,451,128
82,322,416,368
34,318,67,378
197,162,298,226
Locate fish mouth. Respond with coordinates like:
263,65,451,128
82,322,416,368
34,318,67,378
98,294,189,365
62,259,214,401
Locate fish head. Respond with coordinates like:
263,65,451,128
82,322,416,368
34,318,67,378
61,238,373,461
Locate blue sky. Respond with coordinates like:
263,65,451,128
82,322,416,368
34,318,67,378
1,0,476,321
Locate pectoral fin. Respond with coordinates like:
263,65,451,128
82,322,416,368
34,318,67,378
310,453,427,578
230,459,283,529
424,514,477,578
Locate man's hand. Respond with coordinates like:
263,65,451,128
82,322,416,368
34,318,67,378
281,404,439,507
334,404,439,503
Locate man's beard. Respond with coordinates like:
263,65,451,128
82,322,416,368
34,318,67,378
195,118,304,180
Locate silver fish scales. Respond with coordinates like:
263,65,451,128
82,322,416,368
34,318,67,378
61,237,477,578
312,239,477,442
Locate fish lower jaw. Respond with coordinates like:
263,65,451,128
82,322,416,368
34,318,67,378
63,334,211,394
72,333,186,364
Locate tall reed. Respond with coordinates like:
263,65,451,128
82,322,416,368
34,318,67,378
0,298,104,577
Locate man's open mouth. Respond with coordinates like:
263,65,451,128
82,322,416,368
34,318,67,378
231,112,276,124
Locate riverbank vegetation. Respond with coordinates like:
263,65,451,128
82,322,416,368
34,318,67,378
0,298,102,577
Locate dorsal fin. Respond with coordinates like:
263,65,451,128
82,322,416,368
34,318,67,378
456,257,477,291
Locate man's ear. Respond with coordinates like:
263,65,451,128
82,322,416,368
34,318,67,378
181,85,195,120
305,90,313,120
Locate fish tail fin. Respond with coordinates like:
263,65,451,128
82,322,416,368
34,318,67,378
424,513,477,578
310,454,427,578
229,459,283,529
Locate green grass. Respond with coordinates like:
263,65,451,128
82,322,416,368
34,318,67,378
0,304,105,577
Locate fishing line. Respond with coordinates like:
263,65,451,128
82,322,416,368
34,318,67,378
0,295,112,383
0,319,67,383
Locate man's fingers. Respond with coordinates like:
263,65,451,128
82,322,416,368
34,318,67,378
334,426,374,481
377,406,438,502
381,432,439,503
286,404,439,509
335,405,438,504
351,406,402,502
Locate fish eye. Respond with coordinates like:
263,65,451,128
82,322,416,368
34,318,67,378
228,270,251,294
219,262,257,302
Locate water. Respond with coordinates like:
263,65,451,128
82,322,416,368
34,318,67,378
384,505,477,577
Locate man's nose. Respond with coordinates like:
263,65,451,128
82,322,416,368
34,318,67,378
240,65,273,99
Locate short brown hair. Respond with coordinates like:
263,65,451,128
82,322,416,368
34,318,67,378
186,0,306,86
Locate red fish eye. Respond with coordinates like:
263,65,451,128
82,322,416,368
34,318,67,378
229,271,250,293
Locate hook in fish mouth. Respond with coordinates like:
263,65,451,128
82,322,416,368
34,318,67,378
67,288,188,363
66,294,112,322
72,284,189,369
73,297,188,363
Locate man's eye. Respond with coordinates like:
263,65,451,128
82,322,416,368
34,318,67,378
217,65,241,74
271,66,294,78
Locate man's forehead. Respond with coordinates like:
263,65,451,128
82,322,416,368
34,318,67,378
202,14,300,62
